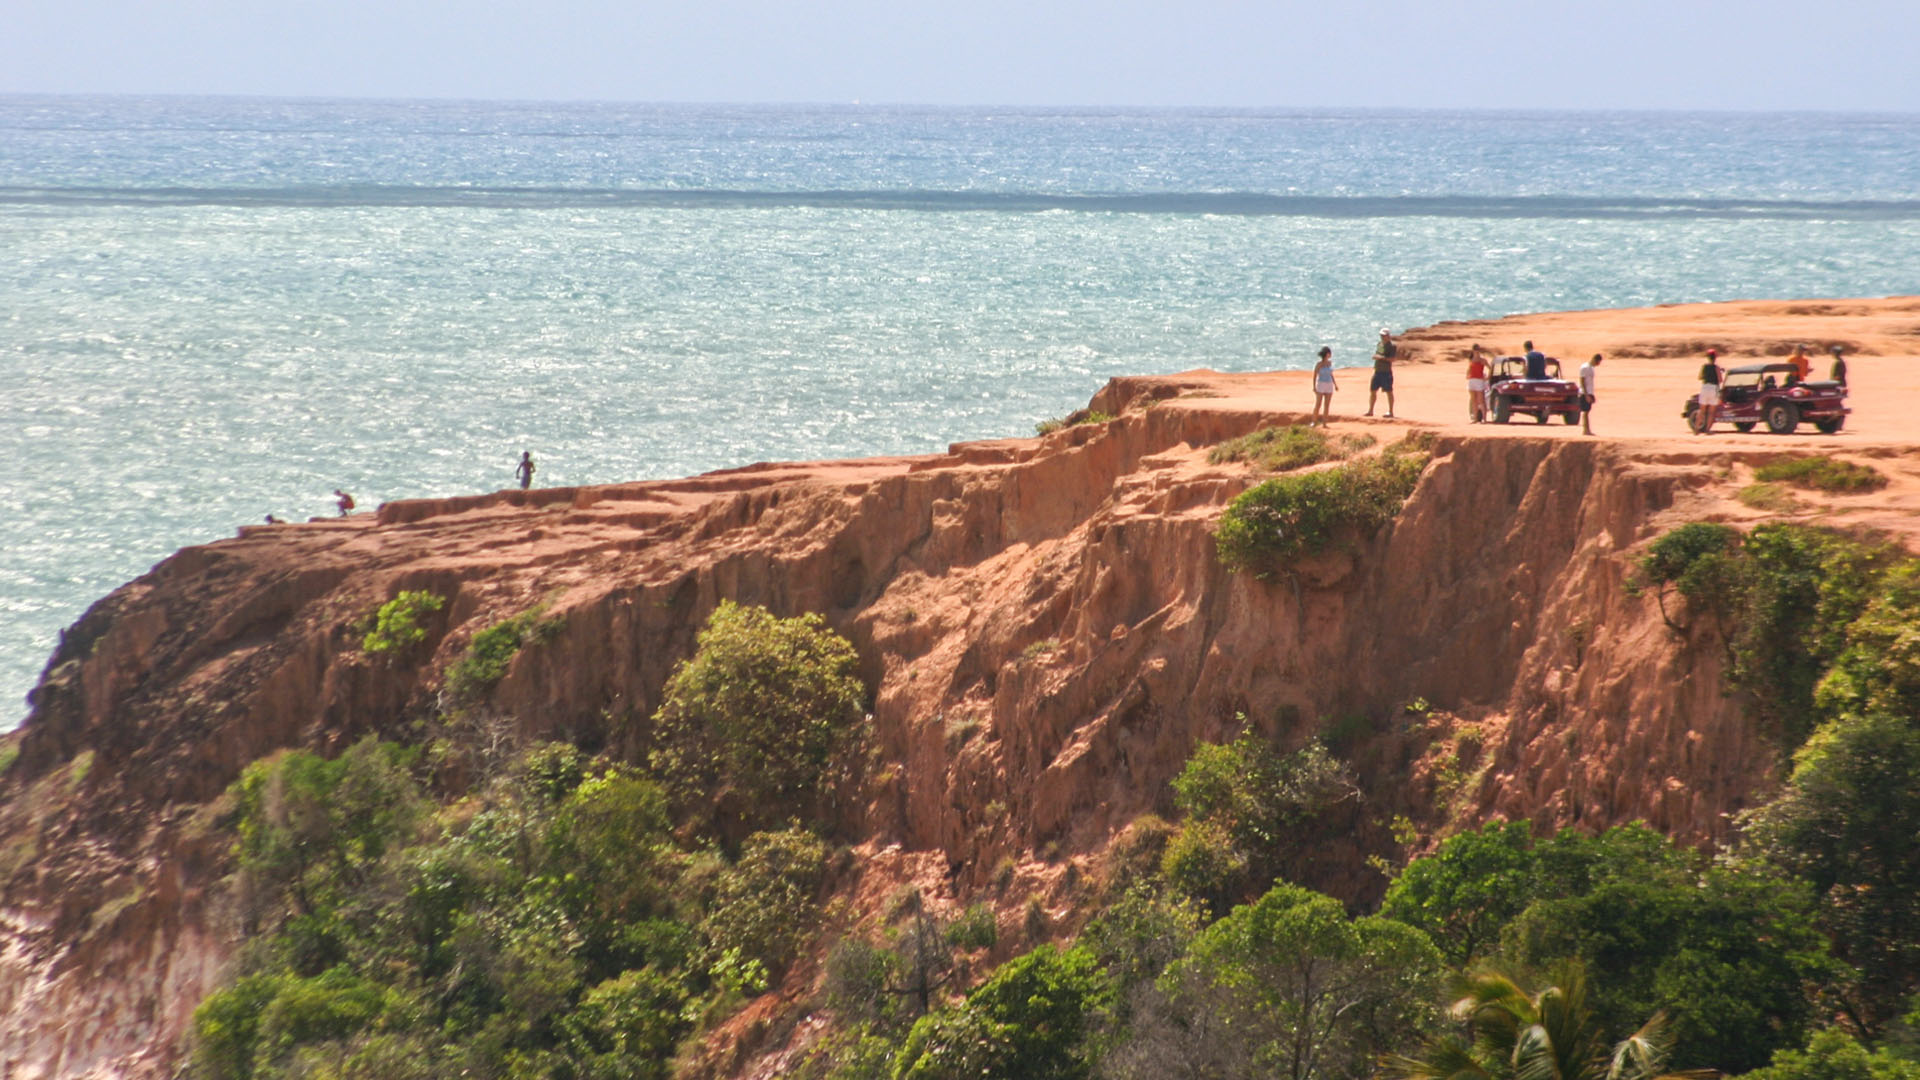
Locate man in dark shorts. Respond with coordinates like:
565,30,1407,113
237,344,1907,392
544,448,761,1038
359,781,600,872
516,451,536,490
1366,328,1397,418
1829,345,1848,386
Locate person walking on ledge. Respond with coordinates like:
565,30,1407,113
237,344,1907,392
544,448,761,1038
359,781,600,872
1578,353,1602,436
1311,346,1337,426
1367,328,1396,417
334,489,355,516
516,450,536,490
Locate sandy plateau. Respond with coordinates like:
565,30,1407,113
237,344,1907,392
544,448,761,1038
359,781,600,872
4,296,1920,1078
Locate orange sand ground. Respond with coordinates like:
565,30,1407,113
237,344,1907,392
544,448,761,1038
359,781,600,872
1110,295,1920,540
1188,296,1917,442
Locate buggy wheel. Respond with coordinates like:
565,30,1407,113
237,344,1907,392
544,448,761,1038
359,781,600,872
1734,422,1756,433
1688,406,1710,434
1562,412,1579,425
1535,410,1549,424
1816,417,1844,434
1493,396,1512,424
1765,402,1800,435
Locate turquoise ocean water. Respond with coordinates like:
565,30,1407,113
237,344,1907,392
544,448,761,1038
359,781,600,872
5,98,1920,726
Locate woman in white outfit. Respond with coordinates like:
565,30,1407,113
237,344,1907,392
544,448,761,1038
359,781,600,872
1312,346,1336,426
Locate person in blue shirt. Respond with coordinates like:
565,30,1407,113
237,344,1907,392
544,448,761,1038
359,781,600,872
1523,340,1549,381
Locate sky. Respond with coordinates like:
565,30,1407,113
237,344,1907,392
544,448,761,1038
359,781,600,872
5,0,1917,111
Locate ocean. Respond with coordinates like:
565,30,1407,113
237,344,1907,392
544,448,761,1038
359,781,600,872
5,97,1920,726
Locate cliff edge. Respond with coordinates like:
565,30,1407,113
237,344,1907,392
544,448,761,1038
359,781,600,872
5,297,1920,1078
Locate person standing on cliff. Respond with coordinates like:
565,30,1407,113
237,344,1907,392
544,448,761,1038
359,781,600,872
1366,329,1396,418
1311,346,1337,426
1578,353,1601,436
1696,349,1724,434
1829,344,1848,386
516,451,535,490
1466,344,1489,422
334,489,355,516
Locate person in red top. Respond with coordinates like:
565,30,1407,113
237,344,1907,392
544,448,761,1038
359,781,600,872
1465,344,1490,423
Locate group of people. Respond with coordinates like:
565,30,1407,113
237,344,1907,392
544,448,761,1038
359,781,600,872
261,454,535,527
1308,328,1405,426
1692,343,1848,434
1309,330,1604,436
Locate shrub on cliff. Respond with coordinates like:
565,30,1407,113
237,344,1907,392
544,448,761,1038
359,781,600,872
1213,444,1427,573
444,603,566,702
1208,424,1374,472
1743,711,1920,1037
648,600,869,836
360,590,446,654
1161,730,1357,913
1754,455,1888,494
893,944,1110,1080
1631,522,1905,745
230,738,428,927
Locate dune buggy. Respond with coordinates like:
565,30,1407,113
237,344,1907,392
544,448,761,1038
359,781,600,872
1487,356,1583,425
1684,362,1850,434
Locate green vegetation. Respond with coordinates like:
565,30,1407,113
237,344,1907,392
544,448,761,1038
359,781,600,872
191,602,870,1080
445,603,566,701
186,505,1920,1080
1755,456,1888,494
1740,482,1804,512
1034,410,1116,436
1391,963,1686,1080
360,590,447,654
1207,424,1375,472
1630,522,1904,745
648,600,868,835
1214,442,1429,572
1162,728,1356,914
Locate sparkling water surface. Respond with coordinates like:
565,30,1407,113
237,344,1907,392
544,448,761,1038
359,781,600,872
6,97,1920,726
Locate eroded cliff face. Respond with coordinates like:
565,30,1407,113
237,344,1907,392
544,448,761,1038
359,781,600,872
0,373,1874,1078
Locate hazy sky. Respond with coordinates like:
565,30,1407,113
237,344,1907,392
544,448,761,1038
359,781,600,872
7,0,1917,111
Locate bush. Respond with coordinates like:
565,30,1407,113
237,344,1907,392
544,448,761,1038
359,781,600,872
1214,447,1427,572
893,945,1110,1080
945,904,998,952
1208,425,1373,472
1814,561,1920,720
445,604,565,702
361,591,447,654
559,969,689,1080
1034,410,1116,436
700,828,830,979
649,601,869,834
1164,730,1356,909
1755,456,1888,494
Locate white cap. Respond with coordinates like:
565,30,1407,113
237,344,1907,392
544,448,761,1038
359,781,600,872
1380,327,1392,335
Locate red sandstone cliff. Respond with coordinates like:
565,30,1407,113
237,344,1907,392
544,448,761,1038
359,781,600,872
6,297,1919,1079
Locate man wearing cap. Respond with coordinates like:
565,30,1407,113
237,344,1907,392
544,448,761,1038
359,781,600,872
1366,328,1397,418
1829,345,1848,386
1695,349,1724,434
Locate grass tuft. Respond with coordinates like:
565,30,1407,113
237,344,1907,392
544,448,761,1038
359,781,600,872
1208,424,1375,472
1754,456,1887,494
1738,482,1804,513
